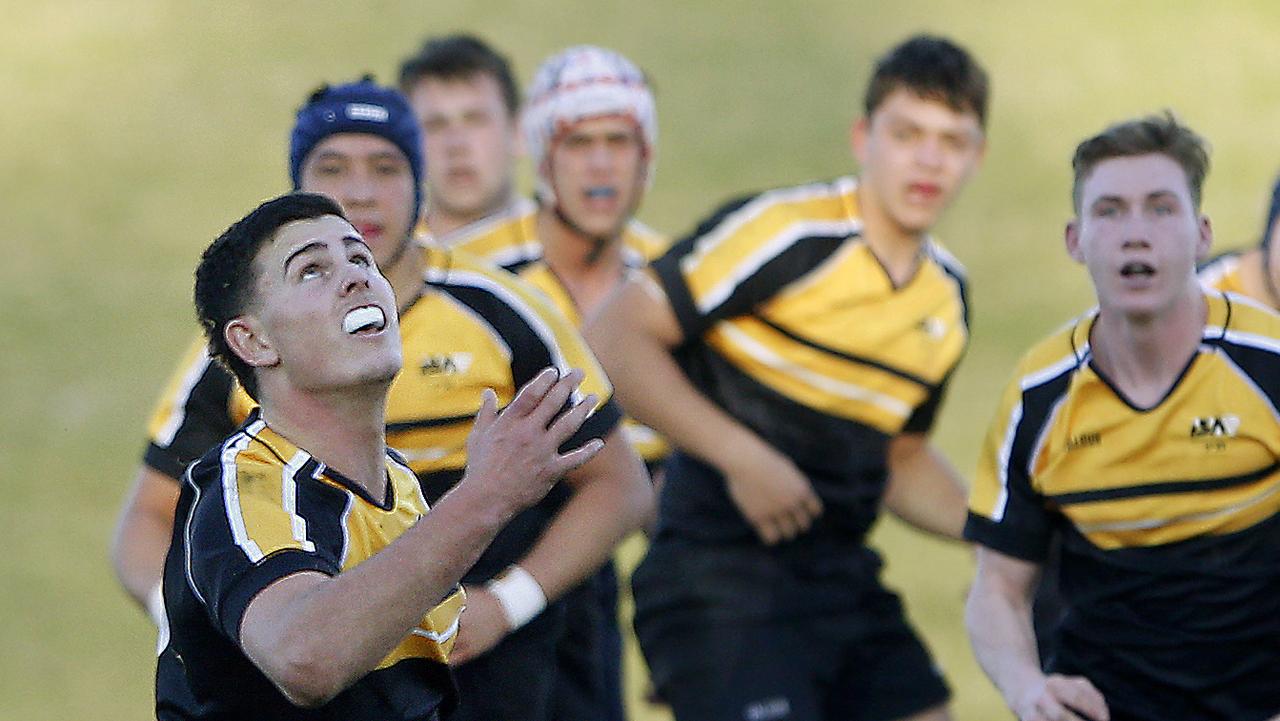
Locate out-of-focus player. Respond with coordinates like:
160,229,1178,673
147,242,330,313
588,35,989,721
398,34,666,272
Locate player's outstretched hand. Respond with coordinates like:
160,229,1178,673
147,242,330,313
462,367,604,518
1013,673,1109,721
721,440,823,545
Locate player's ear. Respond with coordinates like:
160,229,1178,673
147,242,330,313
849,117,870,165
1064,220,1085,264
1195,214,1213,262
224,316,280,369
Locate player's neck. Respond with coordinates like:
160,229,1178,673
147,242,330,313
426,191,517,240
258,384,391,498
385,239,427,313
538,208,626,315
1090,285,1207,408
857,185,925,287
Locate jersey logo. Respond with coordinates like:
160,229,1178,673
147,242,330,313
1189,414,1239,438
419,353,473,376
1066,431,1101,451
743,696,791,721
916,316,948,340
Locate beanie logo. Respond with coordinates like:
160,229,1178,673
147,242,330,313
345,103,390,123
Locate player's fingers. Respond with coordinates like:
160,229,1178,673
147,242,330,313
529,368,585,427
771,510,802,542
750,515,782,545
507,368,559,418
546,394,597,445
474,388,499,432
1035,695,1085,721
800,486,823,518
1050,676,1109,721
551,438,605,477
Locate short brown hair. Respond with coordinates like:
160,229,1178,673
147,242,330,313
1071,111,1210,212
864,34,989,129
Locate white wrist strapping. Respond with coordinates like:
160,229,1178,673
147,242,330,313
486,564,547,630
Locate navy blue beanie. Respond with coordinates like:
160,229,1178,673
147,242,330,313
289,78,424,224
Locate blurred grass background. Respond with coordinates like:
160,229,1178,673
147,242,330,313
5,1,1280,718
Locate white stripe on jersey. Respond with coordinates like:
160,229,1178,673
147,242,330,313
716,322,911,419
155,349,215,447
220,419,267,562
678,178,857,278
443,269,585,405
412,614,461,644
694,218,862,316
991,401,1022,522
281,451,317,553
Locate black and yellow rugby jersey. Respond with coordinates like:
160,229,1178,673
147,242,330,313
651,176,968,542
144,245,620,582
144,336,257,479
422,196,670,272
156,410,463,720
965,290,1280,713
519,260,671,465
1197,250,1247,296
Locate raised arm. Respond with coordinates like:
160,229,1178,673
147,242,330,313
237,369,602,707
450,423,653,662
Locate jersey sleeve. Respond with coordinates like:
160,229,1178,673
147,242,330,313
901,370,952,435
182,455,342,642
963,370,1055,562
652,191,849,341
437,264,623,450
144,336,243,480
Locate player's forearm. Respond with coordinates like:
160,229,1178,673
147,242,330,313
965,556,1047,710
882,435,968,540
110,465,181,614
242,481,515,706
587,295,770,475
517,429,652,601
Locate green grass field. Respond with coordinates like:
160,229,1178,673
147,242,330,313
6,1,1280,718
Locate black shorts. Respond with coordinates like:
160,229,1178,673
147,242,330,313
632,536,949,721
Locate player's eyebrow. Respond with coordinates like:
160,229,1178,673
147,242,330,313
283,241,328,274
283,235,372,275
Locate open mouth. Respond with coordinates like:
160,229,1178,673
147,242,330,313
1119,261,1155,278
342,305,387,335
585,186,618,200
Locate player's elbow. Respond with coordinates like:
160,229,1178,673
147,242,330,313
267,649,351,709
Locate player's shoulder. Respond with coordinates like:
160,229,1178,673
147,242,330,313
622,218,671,263
923,237,968,283
1197,249,1246,291
1214,287,1280,349
1009,310,1094,392
687,176,861,243
425,246,575,331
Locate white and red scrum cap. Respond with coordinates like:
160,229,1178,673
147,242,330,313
522,45,656,203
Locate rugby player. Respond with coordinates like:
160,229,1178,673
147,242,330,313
156,190,601,719
587,35,988,721
112,79,652,719
965,112,1280,721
